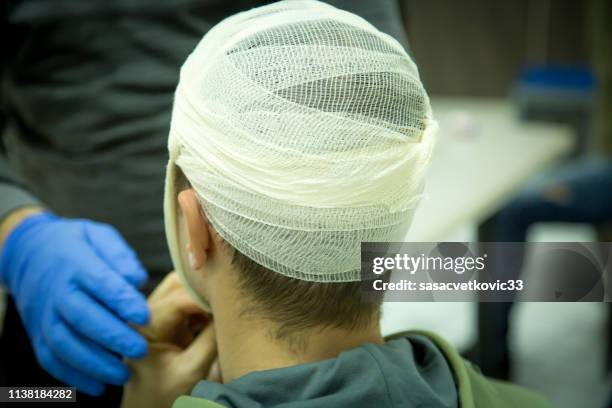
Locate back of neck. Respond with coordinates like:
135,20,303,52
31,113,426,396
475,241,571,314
214,310,384,383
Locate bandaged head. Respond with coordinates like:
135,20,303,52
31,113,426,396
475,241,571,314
164,0,437,309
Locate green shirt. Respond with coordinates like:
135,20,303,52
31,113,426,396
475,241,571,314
173,331,550,408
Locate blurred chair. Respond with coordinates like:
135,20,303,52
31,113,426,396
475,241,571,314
513,65,596,157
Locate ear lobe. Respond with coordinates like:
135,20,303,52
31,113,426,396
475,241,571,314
178,189,210,269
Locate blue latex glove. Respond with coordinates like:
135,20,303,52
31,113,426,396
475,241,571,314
0,212,150,396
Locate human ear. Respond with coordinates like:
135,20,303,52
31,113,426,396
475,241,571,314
177,189,210,270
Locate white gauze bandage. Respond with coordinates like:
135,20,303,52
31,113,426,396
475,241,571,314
164,0,437,300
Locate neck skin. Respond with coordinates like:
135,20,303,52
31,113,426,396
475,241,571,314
175,188,383,383
207,268,384,383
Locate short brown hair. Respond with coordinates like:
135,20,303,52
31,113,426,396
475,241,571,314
232,248,383,346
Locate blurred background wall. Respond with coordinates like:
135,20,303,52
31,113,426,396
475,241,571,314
399,0,589,97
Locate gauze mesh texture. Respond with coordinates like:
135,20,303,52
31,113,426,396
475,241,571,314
168,0,437,282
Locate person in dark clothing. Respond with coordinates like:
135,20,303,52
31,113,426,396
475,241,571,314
477,158,612,379
0,1,410,405
475,0,612,383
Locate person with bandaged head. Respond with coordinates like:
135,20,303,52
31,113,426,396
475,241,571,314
0,0,410,404
120,2,551,407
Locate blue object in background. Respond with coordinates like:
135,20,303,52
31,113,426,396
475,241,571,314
518,65,595,91
513,65,596,157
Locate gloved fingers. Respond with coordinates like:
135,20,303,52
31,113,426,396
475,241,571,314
77,263,150,326
42,315,130,386
83,222,148,288
33,337,106,396
58,290,148,359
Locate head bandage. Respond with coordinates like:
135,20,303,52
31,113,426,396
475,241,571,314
164,0,437,303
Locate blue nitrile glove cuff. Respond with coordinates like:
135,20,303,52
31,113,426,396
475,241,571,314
0,211,56,291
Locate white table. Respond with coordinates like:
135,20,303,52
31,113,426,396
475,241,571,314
381,97,574,346
407,97,573,241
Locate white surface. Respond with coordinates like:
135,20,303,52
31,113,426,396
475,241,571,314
381,223,477,345
382,97,574,348
513,223,609,408
406,97,573,242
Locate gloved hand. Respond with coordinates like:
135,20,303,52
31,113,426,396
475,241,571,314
0,212,150,396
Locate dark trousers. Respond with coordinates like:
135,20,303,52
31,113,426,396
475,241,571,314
476,159,612,379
